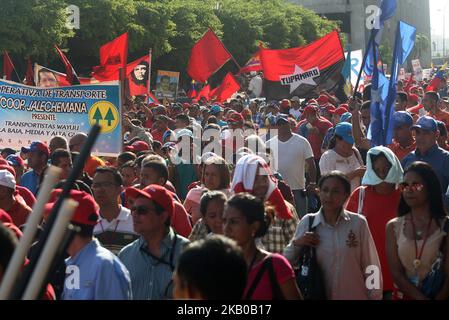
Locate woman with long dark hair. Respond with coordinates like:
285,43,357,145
386,162,449,300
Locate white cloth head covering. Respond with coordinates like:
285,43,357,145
362,146,403,186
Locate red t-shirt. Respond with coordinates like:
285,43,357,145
244,254,294,300
346,186,402,292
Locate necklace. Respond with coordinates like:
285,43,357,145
410,215,432,270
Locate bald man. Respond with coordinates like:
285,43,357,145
69,133,105,177
49,136,68,154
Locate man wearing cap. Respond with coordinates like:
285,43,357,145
49,136,69,154
388,112,416,161
20,141,50,195
92,167,138,255
124,140,150,155
210,105,227,128
402,116,449,208
297,105,333,162
139,155,192,238
0,169,32,227
280,99,291,115
6,154,25,185
267,115,317,217
46,190,132,300
118,184,190,300
150,115,172,144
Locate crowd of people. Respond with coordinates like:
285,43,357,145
1,71,449,301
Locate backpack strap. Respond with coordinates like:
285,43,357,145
357,187,366,216
308,215,316,232
266,256,285,300
244,257,270,300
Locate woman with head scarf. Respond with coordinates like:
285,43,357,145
231,154,299,254
346,146,404,298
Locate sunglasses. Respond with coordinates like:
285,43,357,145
398,182,424,193
130,205,153,216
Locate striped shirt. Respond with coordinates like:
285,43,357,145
118,228,189,300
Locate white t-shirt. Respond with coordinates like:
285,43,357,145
319,149,363,192
267,134,314,190
248,76,263,97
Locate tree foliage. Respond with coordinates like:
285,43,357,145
1,0,341,86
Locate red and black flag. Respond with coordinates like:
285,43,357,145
260,30,345,100
2,51,20,82
55,45,81,85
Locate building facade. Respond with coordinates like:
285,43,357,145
290,0,431,67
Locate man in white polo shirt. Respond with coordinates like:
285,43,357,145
267,115,317,217
92,166,138,254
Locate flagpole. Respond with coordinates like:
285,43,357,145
148,48,152,95
353,30,377,95
119,67,126,152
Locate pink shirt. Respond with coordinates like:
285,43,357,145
244,253,294,300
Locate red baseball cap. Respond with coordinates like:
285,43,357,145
21,141,50,157
227,113,244,123
317,95,329,106
45,189,100,226
323,104,336,113
124,141,150,153
407,104,424,115
280,99,291,109
408,94,420,103
125,184,175,218
303,105,318,116
330,106,349,116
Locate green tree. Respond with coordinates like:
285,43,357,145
104,107,115,126
411,33,430,61
92,107,103,124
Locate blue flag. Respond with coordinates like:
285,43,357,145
368,43,390,147
365,0,397,75
382,21,416,145
380,0,397,24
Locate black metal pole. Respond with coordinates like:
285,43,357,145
9,124,101,299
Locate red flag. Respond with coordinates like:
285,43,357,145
125,55,150,97
25,58,35,86
260,30,345,100
237,50,262,75
3,51,19,82
92,32,128,81
55,45,80,85
187,29,232,83
210,72,240,102
196,84,211,101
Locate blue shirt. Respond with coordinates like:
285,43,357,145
402,144,449,207
118,228,189,300
63,239,132,300
20,170,40,195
